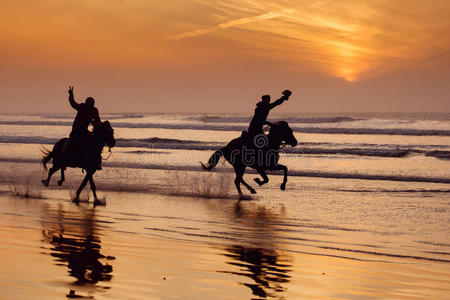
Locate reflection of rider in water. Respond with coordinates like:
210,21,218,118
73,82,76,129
65,86,102,167
246,90,292,145
40,205,114,298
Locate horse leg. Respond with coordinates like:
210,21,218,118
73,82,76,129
57,168,65,186
234,165,256,195
254,168,269,186
74,171,92,202
234,172,243,196
42,166,58,187
233,165,245,196
89,176,99,204
272,164,288,190
241,176,256,194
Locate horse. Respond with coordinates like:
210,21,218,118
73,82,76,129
201,121,297,196
41,121,116,204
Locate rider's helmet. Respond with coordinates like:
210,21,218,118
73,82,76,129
85,97,95,108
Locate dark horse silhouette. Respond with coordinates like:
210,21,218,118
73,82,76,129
41,121,116,204
201,121,297,196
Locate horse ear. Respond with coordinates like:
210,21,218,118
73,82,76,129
104,120,110,126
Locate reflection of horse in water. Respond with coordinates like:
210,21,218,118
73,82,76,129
49,233,113,284
219,202,292,299
41,121,116,204
222,246,291,298
202,121,297,196
40,204,114,290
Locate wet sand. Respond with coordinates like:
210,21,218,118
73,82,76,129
0,165,449,299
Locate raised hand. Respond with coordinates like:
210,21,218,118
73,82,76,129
68,86,74,95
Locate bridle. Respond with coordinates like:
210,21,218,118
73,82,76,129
266,122,290,149
99,124,114,161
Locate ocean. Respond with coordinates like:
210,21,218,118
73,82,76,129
1,112,449,182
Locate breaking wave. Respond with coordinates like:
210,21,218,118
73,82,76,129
1,158,449,184
1,120,450,136
1,135,449,159
192,115,361,124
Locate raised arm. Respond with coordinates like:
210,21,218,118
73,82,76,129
268,90,291,110
68,86,80,110
268,96,286,110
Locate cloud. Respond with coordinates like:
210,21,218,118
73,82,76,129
170,8,296,40
169,0,450,81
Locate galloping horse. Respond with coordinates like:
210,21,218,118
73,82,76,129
41,121,116,204
201,121,297,196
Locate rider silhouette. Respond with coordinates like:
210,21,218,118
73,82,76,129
246,90,292,144
65,86,102,167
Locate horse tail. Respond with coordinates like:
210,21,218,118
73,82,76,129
41,147,53,170
201,149,224,171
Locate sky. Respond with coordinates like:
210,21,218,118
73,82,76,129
0,0,449,114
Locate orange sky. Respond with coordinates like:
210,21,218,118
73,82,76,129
0,0,449,113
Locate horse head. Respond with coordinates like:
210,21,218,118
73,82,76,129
269,121,297,147
94,121,116,148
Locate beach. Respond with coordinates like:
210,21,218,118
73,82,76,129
0,112,449,299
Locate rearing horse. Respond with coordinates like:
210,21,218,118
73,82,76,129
41,121,116,204
201,121,297,196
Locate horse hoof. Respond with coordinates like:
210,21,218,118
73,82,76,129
72,196,80,203
250,189,257,194
57,180,63,187
41,180,49,187
254,178,263,186
94,199,105,206
280,183,286,191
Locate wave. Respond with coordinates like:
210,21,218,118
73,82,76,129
38,113,145,120
115,137,202,148
295,127,450,136
105,113,146,119
336,188,450,193
1,120,449,136
2,158,449,184
1,135,448,159
101,163,450,184
0,136,59,145
289,147,413,157
286,170,450,184
425,150,450,159
192,115,361,124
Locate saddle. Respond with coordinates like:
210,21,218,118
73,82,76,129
63,132,92,167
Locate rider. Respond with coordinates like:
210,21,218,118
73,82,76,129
65,86,102,167
246,90,292,145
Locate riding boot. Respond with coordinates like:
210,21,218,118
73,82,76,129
96,155,102,170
